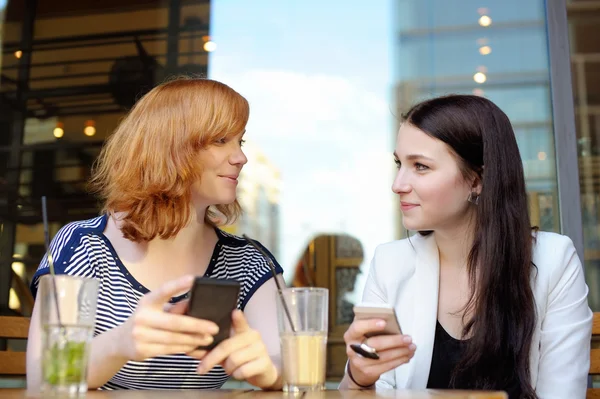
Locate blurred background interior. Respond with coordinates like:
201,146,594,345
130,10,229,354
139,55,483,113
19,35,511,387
0,0,599,386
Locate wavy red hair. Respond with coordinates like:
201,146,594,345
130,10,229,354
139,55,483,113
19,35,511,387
90,77,248,242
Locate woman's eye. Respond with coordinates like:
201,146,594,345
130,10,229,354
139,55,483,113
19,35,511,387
239,139,246,147
394,158,401,169
415,163,429,171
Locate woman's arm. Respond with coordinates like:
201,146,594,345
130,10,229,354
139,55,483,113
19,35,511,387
243,275,284,369
535,237,593,398
339,252,399,390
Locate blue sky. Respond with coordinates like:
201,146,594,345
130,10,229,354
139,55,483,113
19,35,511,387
209,0,397,300
207,0,555,302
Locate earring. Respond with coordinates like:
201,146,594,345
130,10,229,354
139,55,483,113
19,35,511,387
467,192,480,205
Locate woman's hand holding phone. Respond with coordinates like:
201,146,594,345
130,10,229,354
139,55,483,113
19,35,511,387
344,306,417,388
196,310,280,390
183,276,279,389
115,275,219,361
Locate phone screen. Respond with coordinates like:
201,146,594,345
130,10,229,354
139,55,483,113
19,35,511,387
185,277,241,350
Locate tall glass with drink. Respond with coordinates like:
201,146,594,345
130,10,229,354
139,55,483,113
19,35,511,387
276,287,328,392
39,275,98,396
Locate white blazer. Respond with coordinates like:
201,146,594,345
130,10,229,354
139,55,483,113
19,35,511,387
362,231,592,398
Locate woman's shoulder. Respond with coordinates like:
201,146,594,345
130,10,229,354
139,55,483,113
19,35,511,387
30,215,108,297
215,229,273,259
532,230,577,260
532,230,581,286
369,234,433,279
49,215,108,254
214,228,253,248
46,214,107,255
214,229,282,274
213,229,282,309
374,233,433,260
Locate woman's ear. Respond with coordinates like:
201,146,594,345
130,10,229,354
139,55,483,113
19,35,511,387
473,179,482,196
471,168,483,195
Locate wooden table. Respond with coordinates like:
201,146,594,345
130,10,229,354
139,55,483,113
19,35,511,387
0,389,507,398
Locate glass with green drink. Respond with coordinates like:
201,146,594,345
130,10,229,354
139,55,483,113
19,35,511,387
39,274,98,396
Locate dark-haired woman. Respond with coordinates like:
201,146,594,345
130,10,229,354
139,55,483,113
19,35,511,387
339,95,592,398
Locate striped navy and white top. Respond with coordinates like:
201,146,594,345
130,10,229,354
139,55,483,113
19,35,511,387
30,214,283,390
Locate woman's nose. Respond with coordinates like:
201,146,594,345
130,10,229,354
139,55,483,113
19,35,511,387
392,170,411,194
230,147,248,166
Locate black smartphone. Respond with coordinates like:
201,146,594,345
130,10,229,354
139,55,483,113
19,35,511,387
185,277,241,350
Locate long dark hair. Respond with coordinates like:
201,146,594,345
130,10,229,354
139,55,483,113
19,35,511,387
404,95,536,397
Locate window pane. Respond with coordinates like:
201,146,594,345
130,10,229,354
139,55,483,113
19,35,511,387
568,0,600,309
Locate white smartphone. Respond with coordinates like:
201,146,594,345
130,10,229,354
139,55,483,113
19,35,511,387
352,303,402,337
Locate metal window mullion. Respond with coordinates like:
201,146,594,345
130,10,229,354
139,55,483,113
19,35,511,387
544,0,585,261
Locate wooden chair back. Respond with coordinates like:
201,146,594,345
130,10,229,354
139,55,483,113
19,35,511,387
0,316,30,376
588,312,600,398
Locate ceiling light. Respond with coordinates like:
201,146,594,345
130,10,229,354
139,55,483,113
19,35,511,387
479,15,492,27
479,46,492,55
84,120,96,137
473,72,487,84
53,122,64,138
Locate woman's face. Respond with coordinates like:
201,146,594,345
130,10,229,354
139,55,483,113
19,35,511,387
392,123,478,232
191,131,248,207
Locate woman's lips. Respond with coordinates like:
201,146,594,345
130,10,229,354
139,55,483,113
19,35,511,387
400,201,419,211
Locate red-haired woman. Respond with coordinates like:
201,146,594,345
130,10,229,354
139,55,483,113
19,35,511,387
27,77,284,391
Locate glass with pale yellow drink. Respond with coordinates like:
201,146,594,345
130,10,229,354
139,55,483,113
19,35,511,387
276,287,328,392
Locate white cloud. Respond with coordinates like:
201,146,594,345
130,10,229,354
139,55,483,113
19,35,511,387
212,69,399,286
213,69,391,142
